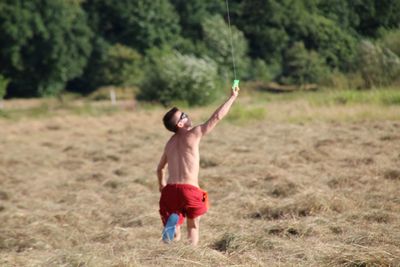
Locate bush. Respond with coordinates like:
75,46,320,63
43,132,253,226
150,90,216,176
138,49,219,106
69,41,144,94
357,40,400,88
96,44,143,87
323,70,364,90
0,75,9,99
280,42,329,85
248,59,276,82
378,29,400,57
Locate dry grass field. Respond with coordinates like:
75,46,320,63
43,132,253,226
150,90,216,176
1,90,400,266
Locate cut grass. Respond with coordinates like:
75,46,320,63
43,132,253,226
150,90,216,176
1,104,399,266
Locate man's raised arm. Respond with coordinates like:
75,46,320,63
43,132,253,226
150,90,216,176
197,86,239,136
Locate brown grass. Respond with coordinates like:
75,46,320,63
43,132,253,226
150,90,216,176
1,96,400,266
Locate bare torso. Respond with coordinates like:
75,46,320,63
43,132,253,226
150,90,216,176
159,93,238,190
165,128,201,187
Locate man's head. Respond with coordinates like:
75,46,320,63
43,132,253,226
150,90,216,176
163,107,192,132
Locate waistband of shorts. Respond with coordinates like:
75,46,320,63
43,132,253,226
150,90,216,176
165,183,200,190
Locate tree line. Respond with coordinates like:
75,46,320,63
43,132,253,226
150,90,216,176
0,0,399,105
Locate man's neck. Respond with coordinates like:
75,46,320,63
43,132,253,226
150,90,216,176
177,127,191,134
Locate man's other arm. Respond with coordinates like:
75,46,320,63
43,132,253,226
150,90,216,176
156,151,167,192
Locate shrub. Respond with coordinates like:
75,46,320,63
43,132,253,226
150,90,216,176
323,70,364,90
357,40,400,88
96,44,143,87
138,49,219,106
69,41,144,94
248,59,276,82
378,29,400,57
0,75,9,99
280,42,329,85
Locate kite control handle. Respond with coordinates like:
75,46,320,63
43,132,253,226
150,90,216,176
232,79,240,90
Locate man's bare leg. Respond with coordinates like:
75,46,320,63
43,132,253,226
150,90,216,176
187,216,200,246
175,225,181,241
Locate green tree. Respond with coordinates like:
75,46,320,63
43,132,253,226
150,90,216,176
0,0,93,97
201,15,250,79
235,0,358,75
349,0,400,37
317,0,358,30
236,0,290,63
83,0,181,53
67,36,109,94
170,0,225,41
303,14,358,70
73,0,182,93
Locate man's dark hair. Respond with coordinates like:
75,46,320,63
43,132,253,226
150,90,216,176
163,107,179,132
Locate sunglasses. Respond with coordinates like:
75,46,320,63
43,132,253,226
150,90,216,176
177,112,188,125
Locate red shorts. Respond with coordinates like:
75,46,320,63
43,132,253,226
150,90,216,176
159,184,209,226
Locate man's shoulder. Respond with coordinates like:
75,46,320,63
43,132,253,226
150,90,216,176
189,125,203,137
165,135,176,147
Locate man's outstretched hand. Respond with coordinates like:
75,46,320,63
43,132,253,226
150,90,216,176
232,86,240,97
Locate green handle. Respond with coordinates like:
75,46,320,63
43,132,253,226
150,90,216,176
232,79,240,90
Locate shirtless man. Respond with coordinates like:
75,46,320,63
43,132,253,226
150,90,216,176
157,85,240,246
